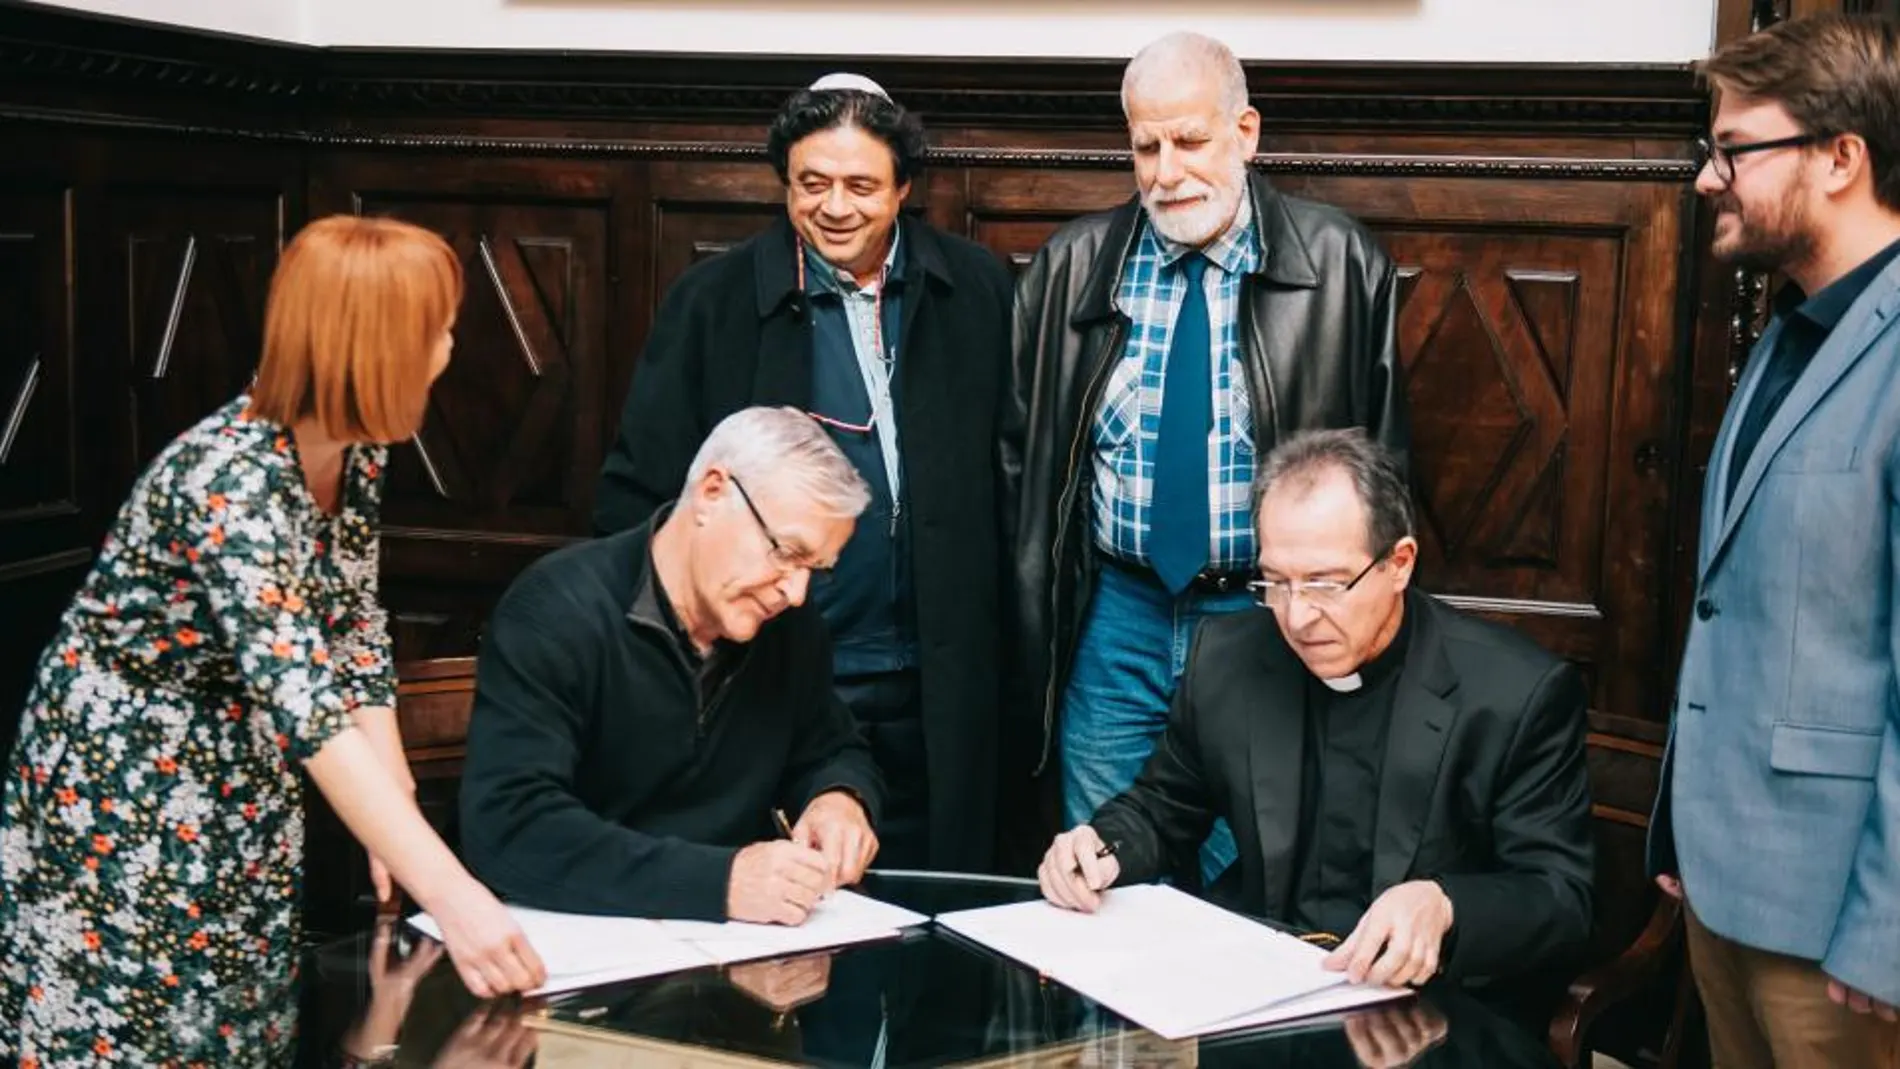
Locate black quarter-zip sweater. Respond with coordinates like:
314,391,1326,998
458,511,884,920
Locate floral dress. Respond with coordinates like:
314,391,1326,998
0,397,395,1067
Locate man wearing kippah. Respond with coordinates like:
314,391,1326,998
596,75,1014,875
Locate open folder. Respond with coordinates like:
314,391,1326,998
406,890,928,996
936,884,1410,1040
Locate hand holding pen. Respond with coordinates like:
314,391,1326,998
778,793,879,890
1036,824,1122,914
725,809,832,927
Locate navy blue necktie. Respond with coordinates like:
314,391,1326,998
1150,253,1212,595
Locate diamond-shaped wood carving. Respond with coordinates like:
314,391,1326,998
411,233,575,511
119,192,279,463
1389,236,1590,583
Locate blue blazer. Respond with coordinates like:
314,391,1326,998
1650,258,1900,1005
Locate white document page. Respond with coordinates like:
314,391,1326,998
407,906,714,996
656,889,929,963
937,884,1403,1040
407,890,928,995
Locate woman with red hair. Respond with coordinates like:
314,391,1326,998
0,215,544,1066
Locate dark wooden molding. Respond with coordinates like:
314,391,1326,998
314,58,1704,133
0,1,316,101
0,105,1699,180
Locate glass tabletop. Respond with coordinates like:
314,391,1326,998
298,871,1562,1068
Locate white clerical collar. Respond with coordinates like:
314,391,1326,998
1320,673,1364,693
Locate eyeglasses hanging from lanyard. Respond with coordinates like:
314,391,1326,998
796,237,889,436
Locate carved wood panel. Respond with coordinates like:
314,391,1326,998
960,169,1134,275
105,188,283,470
0,184,79,560
1274,175,1684,723
648,161,787,302
1386,230,1616,604
310,159,615,652
0,182,84,764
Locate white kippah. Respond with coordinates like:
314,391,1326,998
808,72,892,100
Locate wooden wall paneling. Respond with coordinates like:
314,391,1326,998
309,154,615,655
1270,173,1685,725
96,139,300,484
0,166,82,762
0,130,300,754
0,179,80,565
959,167,1136,276
645,160,788,302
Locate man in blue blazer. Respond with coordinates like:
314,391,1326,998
1652,15,1900,1065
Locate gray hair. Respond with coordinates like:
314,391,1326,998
1121,31,1251,119
1252,429,1414,556
684,406,871,519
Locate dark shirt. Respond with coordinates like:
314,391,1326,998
459,513,883,920
1727,236,1900,503
804,241,918,677
1287,609,1413,937
636,536,744,702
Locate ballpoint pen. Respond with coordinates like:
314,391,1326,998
1070,839,1120,879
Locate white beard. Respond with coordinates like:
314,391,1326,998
1143,162,1248,247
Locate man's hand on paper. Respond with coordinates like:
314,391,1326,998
1038,824,1121,913
729,840,832,925
1342,1000,1448,1068
729,951,836,1013
1323,880,1454,988
793,790,879,888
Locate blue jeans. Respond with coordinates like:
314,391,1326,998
1060,561,1249,886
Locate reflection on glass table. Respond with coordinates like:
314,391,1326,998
300,871,1561,1068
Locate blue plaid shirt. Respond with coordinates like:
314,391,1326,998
1092,197,1262,573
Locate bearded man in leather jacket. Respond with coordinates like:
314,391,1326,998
999,31,1410,881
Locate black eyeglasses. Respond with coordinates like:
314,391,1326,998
1246,552,1387,610
1695,133,1825,186
728,474,831,582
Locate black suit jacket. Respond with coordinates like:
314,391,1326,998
1091,591,1594,984
591,214,1015,872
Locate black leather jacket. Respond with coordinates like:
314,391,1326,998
1000,173,1409,773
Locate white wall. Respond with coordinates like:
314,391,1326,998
33,0,1720,63
309,0,1717,63
32,0,304,42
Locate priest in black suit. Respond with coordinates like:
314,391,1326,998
1038,428,1593,1003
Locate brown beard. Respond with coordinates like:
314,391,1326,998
1713,177,1816,274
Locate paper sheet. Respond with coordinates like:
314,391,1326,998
655,889,929,963
406,905,713,995
937,884,1405,1040
406,890,927,996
